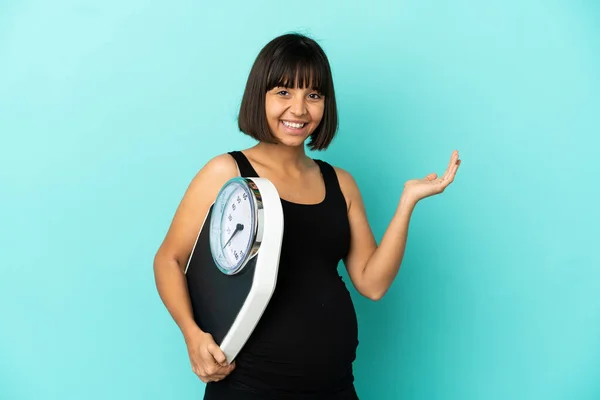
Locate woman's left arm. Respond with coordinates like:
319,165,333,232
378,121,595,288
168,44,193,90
338,150,461,301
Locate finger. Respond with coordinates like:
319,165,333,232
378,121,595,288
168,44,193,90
208,373,227,381
192,365,200,377
195,368,210,382
207,342,228,366
424,173,437,181
205,366,232,382
450,158,461,177
199,369,221,382
199,350,223,377
444,152,460,182
199,375,225,383
225,362,236,373
442,150,459,180
198,363,235,383
444,158,461,186
218,365,235,377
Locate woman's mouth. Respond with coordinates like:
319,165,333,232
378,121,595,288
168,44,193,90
281,120,308,132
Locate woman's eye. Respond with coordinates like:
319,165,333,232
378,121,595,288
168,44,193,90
309,93,322,100
277,90,289,96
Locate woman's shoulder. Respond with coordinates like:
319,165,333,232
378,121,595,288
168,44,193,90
200,152,239,176
187,152,239,192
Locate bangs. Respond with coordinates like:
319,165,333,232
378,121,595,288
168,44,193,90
265,46,331,95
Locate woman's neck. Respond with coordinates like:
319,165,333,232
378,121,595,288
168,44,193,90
246,142,314,174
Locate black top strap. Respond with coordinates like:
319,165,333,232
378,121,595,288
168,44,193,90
314,159,346,206
228,151,259,177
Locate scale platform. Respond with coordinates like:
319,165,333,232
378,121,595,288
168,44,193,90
184,177,283,363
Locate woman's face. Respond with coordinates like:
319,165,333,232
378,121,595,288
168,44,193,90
264,86,325,147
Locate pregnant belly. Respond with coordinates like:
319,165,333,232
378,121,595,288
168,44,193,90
233,279,359,391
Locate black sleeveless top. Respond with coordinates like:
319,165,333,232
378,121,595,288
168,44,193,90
206,151,359,399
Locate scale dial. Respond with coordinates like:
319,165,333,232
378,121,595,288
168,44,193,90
209,178,262,275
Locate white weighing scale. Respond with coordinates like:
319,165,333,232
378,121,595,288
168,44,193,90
184,177,284,363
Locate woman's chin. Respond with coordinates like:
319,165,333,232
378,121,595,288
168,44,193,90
277,137,307,148
273,132,311,147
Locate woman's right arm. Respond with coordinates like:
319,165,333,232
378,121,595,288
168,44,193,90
153,153,239,381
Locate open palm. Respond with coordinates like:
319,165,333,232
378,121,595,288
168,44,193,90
403,150,461,203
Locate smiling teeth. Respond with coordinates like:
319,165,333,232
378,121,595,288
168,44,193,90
283,121,306,129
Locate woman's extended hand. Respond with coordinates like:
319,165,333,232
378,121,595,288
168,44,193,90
185,327,236,383
402,150,461,204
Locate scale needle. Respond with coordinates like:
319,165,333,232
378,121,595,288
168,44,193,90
223,223,244,249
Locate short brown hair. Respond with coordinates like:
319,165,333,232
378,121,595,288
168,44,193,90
237,33,338,151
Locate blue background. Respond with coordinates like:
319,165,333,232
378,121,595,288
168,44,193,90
1,1,599,399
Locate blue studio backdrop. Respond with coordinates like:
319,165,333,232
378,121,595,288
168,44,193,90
1,1,599,399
